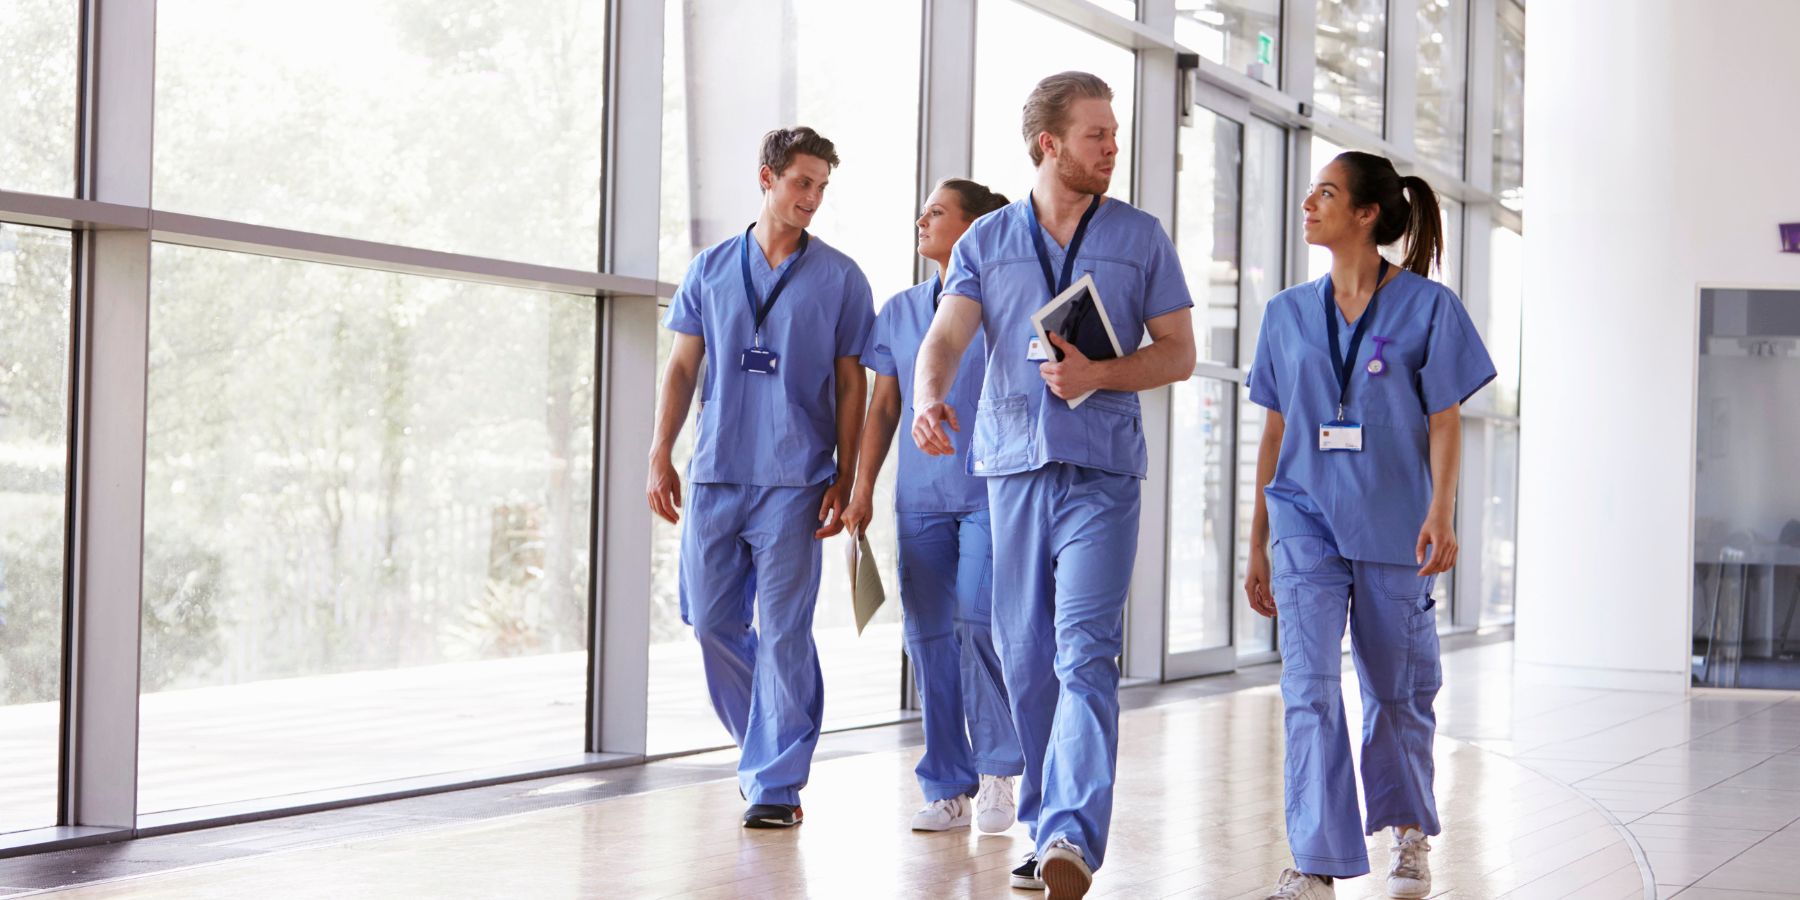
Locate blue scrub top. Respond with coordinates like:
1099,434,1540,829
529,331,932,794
942,197,1193,480
664,230,876,487
1247,269,1497,565
862,278,989,513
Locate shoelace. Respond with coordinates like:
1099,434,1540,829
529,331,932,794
924,796,963,818
1390,833,1430,881
979,776,1013,812
1269,868,1319,899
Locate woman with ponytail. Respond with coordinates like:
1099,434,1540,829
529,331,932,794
1243,151,1496,900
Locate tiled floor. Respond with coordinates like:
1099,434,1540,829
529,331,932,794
1,633,1795,897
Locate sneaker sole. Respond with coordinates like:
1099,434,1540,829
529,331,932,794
1039,854,1091,899
742,813,803,829
1009,875,1045,891
910,814,972,832
1388,880,1430,899
976,812,1016,833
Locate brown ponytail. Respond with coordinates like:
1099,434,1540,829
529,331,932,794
936,177,1011,222
1333,152,1444,278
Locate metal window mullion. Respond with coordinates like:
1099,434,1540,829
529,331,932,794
1464,0,1497,195
1281,0,1317,115
1386,0,1419,151
63,0,157,830
1123,0,1176,681
914,0,977,284
589,0,665,759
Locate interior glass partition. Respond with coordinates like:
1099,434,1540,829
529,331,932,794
1176,0,1282,86
1313,0,1387,134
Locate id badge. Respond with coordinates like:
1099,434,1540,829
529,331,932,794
1026,337,1049,361
1319,420,1364,452
741,347,780,374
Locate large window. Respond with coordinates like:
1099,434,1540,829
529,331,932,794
973,0,1137,203
138,246,595,812
0,224,72,833
1313,0,1387,134
1177,0,1282,86
0,1,77,196
1415,0,1468,177
649,0,922,755
1493,1,1525,211
154,1,608,268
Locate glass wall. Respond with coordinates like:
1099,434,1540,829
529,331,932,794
1493,1,1525,211
1313,0,1387,134
1415,0,1468,177
1176,0,1282,86
154,0,608,268
973,0,1137,202
0,224,72,833
649,0,922,754
0,0,77,196
139,247,595,811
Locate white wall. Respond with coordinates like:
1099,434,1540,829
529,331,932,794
1515,0,1800,690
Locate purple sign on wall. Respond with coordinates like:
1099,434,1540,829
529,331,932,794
1784,223,1800,253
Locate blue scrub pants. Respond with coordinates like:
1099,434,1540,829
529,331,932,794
679,482,827,807
987,463,1141,870
1270,533,1443,878
895,508,1025,802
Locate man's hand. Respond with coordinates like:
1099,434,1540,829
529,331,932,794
1416,508,1458,577
841,489,874,537
912,400,960,456
816,480,852,539
646,453,683,525
1039,333,1104,400
1245,545,1276,618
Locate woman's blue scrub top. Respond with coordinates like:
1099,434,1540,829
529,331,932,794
862,278,989,513
1247,269,1497,565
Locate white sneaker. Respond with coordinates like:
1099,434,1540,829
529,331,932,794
1387,827,1431,899
909,795,971,831
1038,837,1092,899
1265,868,1335,900
975,774,1017,833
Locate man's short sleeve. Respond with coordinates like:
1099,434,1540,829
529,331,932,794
663,255,706,336
942,228,985,304
835,264,876,358
1142,226,1196,321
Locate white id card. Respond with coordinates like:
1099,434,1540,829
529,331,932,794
1026,337,1049,361
1318,421,1364,452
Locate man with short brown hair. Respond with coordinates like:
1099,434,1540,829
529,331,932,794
648,125,873,829
912,73,1197,897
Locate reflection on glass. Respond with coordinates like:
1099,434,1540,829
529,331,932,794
0,1,77,196
139,245,594,812
1487,226,1523,415
1480,422,1519,626
1691,288,1800,689
1176,0,1281,85
1168,378,1237,655
973,0,1137,202
1493,2,1525,211
648,319,907,755
155,0,607,268
1415,0,1468,177
0,224,71,833
1233,393,1275,654
1177,108,1243,365
658,0,922,303
1238,118,1287,363
1314,0,1387,134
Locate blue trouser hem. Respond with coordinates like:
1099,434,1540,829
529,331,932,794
744,785,802,807
1039,833,1097,871
1293,852,1371,879
919,780,980,802
1365,817,1440,837
972,756,1025,777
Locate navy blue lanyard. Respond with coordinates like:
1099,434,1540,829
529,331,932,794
1322,259,1390,419
739,224,810,344
929,276,943,313
1028,192,1102,298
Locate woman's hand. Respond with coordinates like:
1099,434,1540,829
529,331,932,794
1245,545,1276,618
1415,508,1458,576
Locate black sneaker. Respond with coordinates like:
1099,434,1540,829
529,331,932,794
1011,852,1043,890
742,803,803,829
